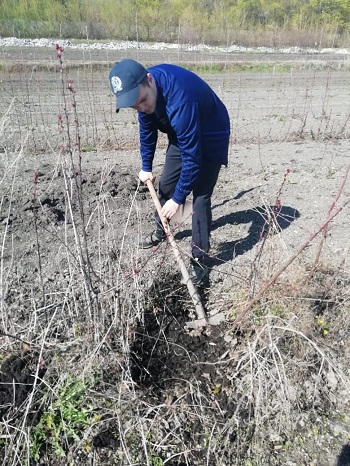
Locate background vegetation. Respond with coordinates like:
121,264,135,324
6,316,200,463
1,0,350,48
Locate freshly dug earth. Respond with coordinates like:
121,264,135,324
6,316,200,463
0,44,350,465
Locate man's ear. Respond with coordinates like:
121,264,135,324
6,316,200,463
147,73,154,85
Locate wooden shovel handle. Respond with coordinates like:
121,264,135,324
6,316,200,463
146,180,207,322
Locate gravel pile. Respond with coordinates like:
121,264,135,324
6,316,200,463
1,36,349,55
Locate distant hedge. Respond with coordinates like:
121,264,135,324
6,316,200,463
1,0,350,48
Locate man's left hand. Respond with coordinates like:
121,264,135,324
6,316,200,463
161,199,179,219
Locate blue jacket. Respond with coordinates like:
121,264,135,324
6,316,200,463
138,64,230,205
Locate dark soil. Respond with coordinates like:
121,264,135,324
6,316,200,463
0,351,46,421
1,44,350,466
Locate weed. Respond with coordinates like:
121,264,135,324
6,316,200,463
30,376,96,460
149,456,164,466
315,315,330,336
82,145,95,152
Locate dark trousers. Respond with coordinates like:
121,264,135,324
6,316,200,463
155,144,221,262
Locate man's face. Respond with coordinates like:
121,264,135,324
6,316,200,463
132,73,157,114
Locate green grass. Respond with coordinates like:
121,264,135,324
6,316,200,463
30,375,98,461
175,61,349,75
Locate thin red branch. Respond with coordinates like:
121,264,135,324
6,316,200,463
233,198,350,329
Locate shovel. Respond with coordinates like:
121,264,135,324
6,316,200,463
146,180,225,329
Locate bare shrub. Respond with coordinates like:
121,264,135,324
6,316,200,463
0,43,350,466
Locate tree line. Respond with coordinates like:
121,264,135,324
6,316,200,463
1,0,349,47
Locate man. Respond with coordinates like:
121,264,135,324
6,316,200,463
109,58,230,287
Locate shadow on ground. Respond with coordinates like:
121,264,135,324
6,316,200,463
176,204,300,264
212,204,300,263
337,444,350,466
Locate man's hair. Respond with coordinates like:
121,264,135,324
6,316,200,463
141,75,150,87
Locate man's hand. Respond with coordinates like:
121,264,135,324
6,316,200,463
161,199,179,219
139,170,154,183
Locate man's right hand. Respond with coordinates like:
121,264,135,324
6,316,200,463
139,170,154,183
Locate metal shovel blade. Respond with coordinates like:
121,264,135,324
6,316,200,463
185,311,226,329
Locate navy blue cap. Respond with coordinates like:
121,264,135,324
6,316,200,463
109,59,147,110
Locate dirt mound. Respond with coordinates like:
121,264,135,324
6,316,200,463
130,276,229,391
0,351,46,421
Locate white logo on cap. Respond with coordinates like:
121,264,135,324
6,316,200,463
111,76,123,94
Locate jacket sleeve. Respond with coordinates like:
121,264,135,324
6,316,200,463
170,102,202,205
138,112,158,172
